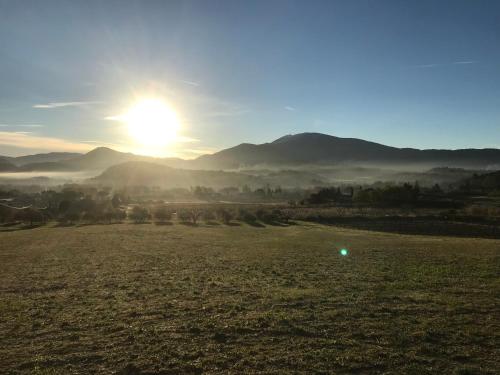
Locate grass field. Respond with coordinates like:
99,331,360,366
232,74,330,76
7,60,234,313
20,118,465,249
1,223,499,374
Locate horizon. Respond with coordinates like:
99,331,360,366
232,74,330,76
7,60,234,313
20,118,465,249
1,0,500,158
3,131,500,160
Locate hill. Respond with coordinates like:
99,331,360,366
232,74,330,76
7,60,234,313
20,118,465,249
0,152,82,166
2,133,500,173
90,161,264,188
193,133,500,169
0,158,19,172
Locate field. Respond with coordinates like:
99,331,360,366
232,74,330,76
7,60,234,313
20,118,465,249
1,223,499,374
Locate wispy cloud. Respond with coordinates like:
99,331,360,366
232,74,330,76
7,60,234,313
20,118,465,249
0,123,44,128
285,106,296,111
0,131,93,153
453,60,477,65
409,61,479,69
180,80,200,87
33,101,100,109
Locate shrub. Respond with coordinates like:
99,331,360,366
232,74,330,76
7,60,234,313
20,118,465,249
238,208,257,223
82,211,97,223
202,209,216,223
177,209,191,223
189,209,202,224
16,208,45,225
113,209,127,222
153,205,172,223
216,208,233,224
60,210,80,224
129,205,151,223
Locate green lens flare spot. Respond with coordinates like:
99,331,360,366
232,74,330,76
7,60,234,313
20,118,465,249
340,248,348,256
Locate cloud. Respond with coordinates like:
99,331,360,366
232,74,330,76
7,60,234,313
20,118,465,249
0,131,93,153
33,101,100,109
413,63,440,69
409,61,479,69
0,123,44,128
285,106,296,111
180,80,200,87
453,60,477,65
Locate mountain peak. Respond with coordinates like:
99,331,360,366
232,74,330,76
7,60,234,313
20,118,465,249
271,132,338,144
86,147,117,155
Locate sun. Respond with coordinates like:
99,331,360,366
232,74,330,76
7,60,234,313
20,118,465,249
122,98,180,148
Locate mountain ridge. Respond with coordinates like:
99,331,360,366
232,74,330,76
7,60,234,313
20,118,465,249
1,132,499,172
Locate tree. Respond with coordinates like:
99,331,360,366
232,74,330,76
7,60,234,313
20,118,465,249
22,208,45,225
189,209,202,224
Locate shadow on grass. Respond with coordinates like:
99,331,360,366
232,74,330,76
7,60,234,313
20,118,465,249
154,221,173,226
225,222,242,226
243,220,266,228
260,220,291,227
0,223,45,232
0,222,21,228
179,221,199,227
54,222,76,227
204,220,221,226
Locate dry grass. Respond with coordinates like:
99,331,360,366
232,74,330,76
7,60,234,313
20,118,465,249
0,223,499,374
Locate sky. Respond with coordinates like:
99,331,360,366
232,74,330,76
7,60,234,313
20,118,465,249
0,0,499,157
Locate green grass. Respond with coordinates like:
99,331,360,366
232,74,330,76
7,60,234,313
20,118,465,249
1,223,499,374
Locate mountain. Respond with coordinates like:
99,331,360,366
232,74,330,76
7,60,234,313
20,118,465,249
2,133,500,174
0,158,19,172
3,152,82,166
193,133,500,170
63,147,148,170
0,147,170,172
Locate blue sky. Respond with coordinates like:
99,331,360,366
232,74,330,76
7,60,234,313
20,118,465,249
0,0,499,157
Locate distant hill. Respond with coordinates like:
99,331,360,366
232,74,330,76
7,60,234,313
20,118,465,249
2,133,500,174
0,158,19,172
90,161,265,188
2,152,82,166
193,133,500,170
63,147,148,170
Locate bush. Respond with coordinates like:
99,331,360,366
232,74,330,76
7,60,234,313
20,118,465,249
256,208,278,223
60,210,80,224
82,211,97,223
113,209,127,222
153,205,172,223
238,208,257,223
129,206,151,223
177,209,191,223
16,208,45,225
189,209,202,224
216,208,233,224
202,209,216,223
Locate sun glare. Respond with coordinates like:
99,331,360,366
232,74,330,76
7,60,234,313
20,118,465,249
122,98,180,148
